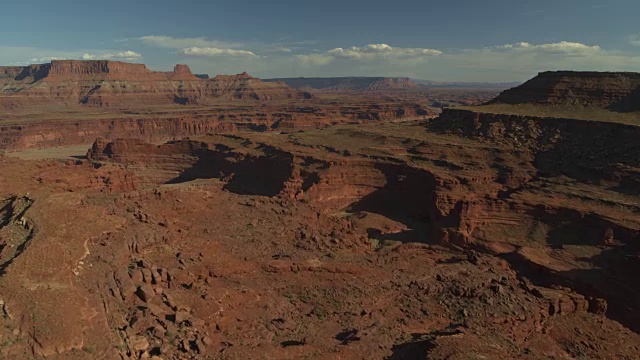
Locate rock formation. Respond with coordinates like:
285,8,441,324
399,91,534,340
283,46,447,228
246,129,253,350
0,100,435,151
489,71,640,111
0,60,310,108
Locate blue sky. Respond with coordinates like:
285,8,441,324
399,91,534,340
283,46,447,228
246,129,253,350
1,0,639,81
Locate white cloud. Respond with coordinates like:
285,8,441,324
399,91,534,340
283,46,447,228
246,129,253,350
629,35,640,46
140,35,243,49
292,43,442,68
81,51,142,60
139,36,313,58
117,50,143,59
0,46,144,66
281,40,640,82
295,54,334,66
496,41,601,54
29,56,67,63
177,47,257,57
425,41,640,81
327,43,442,60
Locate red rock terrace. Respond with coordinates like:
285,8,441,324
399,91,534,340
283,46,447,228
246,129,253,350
0,60,310,108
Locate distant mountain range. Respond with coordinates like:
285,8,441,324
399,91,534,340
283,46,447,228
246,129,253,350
262,77,417,91
262,77,521,91
412,79,522,89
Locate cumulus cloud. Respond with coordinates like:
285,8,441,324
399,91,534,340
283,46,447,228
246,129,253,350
496,41,601,54
140,35,243,49
425,41,640,81
178,47,257,57
283,40,640,81
292,43,442,68
327,43,442,60
80,51,142,60
29,56,67,63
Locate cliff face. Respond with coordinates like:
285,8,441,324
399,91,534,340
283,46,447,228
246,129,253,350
48,60,151,78
430,108,640,188
365,77,417,90
0,66,25,78
0,60,309,108
490,71,640,112
427,108,640,330
263,77,418,91
0,100,435,151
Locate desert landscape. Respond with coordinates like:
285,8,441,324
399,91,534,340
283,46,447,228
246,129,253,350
0,57,638,360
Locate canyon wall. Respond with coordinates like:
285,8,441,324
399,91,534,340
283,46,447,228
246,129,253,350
429,108,640,330
0,118,238,150
48,60,154,79
490,71,640,111
48,102,640,333
430,108,640,186
0,102,434,151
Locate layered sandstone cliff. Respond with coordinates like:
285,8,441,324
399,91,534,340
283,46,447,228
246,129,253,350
0,60,309,108
431,108,640,180
0,100,435,150
428,107,640,329
489,71,640,112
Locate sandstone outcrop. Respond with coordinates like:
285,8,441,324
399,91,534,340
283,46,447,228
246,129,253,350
0,60,310,108
489,71,640,111
47,60,156,79
0,103,435,151
429,106,640,330
0,100,435,151
430,108,640,181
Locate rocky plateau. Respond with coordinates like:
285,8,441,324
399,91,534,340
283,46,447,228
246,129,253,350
0,67,638,359
490,71,640,112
